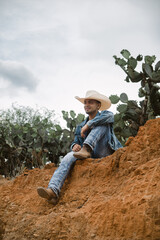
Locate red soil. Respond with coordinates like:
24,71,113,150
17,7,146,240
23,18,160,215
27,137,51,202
0,118,160,240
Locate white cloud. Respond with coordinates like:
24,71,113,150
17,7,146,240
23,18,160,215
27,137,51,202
0,0,159,117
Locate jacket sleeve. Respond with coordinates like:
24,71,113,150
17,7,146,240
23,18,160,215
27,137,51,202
70,125,84,150
87,110,114,128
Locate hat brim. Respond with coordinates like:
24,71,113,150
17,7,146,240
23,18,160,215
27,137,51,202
75,96,111,110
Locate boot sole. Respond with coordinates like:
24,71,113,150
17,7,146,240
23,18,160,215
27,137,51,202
37,187,53,200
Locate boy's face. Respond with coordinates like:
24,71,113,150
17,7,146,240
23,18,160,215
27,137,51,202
84,99,101,115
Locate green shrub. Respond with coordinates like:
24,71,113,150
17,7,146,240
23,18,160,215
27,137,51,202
0,104,85,178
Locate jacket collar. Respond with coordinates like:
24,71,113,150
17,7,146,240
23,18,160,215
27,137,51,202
80,111,100,126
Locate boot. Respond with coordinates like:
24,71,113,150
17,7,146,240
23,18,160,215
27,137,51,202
37,187,58,204
73,144,92,159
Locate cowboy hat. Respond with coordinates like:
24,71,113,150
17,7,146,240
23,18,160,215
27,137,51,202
75,90,111,110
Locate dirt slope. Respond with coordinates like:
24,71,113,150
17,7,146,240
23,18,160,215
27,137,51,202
0,118,160,240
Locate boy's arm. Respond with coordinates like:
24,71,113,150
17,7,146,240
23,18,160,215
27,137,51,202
87,110,114,128
70,125,83,150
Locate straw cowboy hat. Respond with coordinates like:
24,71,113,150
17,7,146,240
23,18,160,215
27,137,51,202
75,90,111,111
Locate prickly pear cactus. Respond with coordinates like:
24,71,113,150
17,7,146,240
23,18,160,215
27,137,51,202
109,93,142,145
113,50,160,117
111,50,160,145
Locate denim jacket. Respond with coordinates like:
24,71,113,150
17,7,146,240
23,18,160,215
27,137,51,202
71,110,122,151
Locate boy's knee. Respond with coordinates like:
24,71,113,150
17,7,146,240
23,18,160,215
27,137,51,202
92,125,107,130
89,125,108,134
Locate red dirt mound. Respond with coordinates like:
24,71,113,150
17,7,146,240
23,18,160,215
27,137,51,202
0,118,160,240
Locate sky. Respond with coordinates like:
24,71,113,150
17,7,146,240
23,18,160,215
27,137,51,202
0,0,160,121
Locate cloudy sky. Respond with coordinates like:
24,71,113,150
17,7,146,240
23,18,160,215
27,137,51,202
0,0,160,118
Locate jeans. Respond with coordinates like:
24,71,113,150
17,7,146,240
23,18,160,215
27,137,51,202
48,126,113,197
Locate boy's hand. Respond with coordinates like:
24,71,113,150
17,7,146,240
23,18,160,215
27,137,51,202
72,144,81,152
81,124,89,138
